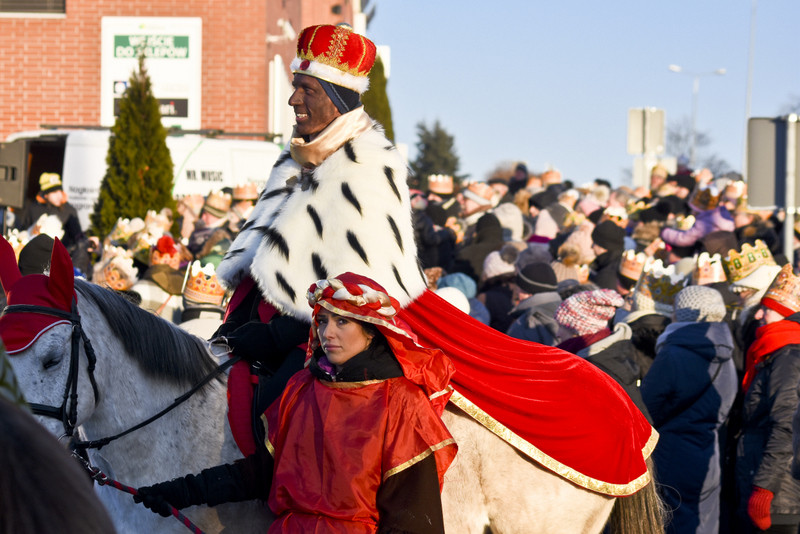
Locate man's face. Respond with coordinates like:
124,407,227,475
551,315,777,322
44,190,66,207
288,74,341,139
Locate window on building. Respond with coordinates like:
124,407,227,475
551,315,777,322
0,0,65,14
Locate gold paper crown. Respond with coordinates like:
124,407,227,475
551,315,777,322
233,183,259,201
723,239,776,282
762,264,800,316
633,260,688,314
619,250,647,281
183,261,226,306
676,214,696,231
692,252,727,285
689,185,722,211
427,174,454,195
150,236,181,269
94,246,138,291
203,190,232,219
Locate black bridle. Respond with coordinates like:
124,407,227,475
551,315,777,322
2,301,100,439
2,300,238,451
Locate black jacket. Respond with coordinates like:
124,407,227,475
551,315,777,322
736,318,800,524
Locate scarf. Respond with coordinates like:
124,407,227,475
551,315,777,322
743,318,800,391
289,107,373,168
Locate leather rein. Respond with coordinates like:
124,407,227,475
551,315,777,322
2,301,238,452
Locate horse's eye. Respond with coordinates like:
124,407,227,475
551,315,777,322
43,357,62,370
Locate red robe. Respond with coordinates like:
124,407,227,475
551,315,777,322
264,369,457,533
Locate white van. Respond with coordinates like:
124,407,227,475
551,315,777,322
0,128,284,230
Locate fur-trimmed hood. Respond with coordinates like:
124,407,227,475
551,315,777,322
217,121,426,321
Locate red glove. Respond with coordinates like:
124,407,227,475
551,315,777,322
747,486,774,531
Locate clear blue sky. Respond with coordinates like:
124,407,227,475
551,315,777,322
368,0,800,187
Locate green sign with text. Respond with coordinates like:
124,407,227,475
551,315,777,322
114,35,189,59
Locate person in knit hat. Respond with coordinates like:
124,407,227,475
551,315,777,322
555,289,624,351
555,288,651,423
437,272,490,325
590,220,626,290
451,212,505,282
641,285,737,534
733,264,800,533
477,244,519,332
506,262,562,345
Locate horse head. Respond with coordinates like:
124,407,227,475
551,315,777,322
0,237,95,438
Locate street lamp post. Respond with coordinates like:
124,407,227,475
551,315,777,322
668,64,726,168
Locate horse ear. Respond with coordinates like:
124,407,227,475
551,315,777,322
47,238,75,309
0,237,22,297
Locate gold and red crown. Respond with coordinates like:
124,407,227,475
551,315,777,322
150,235,181,269
692,252,727,285
291,24,376,94
633,259,688,314
233,183,259,201
619,249,647,281
723,239,776,282
689,185,721,211
183,261,226,306
427,174,454,195
762,264,800,317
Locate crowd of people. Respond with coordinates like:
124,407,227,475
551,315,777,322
409,161,800,534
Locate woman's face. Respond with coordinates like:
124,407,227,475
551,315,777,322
316,309,374,369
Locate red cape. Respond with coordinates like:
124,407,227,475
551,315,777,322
398,289,656,496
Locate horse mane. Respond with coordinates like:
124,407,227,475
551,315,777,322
74,279,220,387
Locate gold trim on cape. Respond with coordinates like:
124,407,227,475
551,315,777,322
383,438,457,482
448,389,658,497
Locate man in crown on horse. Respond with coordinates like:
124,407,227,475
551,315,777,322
206,22,654,500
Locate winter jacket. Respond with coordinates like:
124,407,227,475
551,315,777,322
736,332,800,529
660,206,735,248
589,249,623,291
623,311,671,379
642,321,737,534
452,213,504,282
412,210,456,271
576,323,651,423
506,291,562,346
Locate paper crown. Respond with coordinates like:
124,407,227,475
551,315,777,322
107,217,146,246
619,250,647,281
427,174,454,195
291,24,376,95
689,185,721,211
463,181,496,206
183,260,226,306
762,264,800,317
203,190,232,219
632,259,688,315
38,172,62,194
692,252,727,285
676,214,696,231
233,183,259,201
144,209,172,236
150,235,181,269
723,239,776,282
94,246,138,291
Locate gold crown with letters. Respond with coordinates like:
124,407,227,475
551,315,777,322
722,240,776,283
633,259,688,314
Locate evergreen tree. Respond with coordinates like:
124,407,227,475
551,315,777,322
362,56,394,142
410,120,463,190
91,54,176,238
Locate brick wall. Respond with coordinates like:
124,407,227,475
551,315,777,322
0,0,353,141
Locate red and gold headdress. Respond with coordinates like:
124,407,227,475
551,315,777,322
291,24,376,94
762,264,800,317
307,272,454,414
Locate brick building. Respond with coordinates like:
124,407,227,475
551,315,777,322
0,0,364,143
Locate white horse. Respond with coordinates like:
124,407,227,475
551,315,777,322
2,254,663,533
